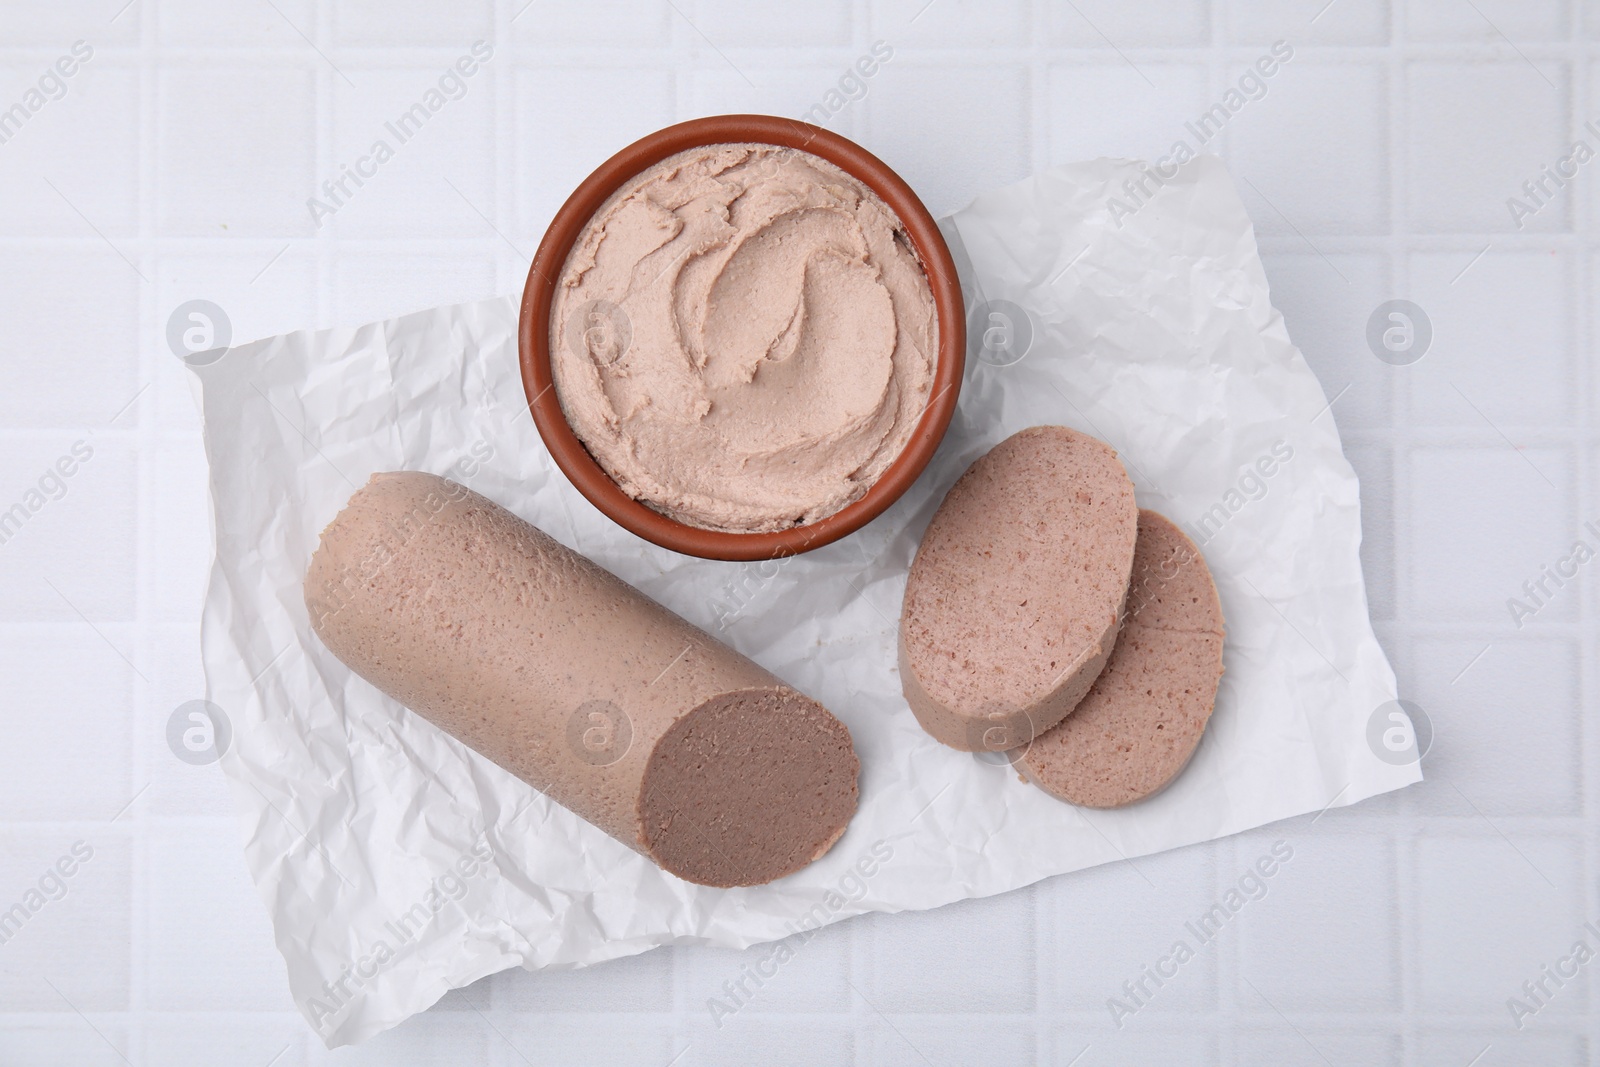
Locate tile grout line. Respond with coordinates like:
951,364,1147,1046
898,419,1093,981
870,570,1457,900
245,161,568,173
315,0,334,331
1386,7,1414,1065
129,0,156,1057
1571,0,1599,1038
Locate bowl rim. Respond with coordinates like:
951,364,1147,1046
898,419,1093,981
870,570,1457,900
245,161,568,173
518,113,966,562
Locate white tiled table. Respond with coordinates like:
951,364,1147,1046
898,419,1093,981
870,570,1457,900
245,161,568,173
0,1,1592,1064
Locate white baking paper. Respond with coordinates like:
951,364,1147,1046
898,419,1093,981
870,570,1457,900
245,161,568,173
198,154,1420,1047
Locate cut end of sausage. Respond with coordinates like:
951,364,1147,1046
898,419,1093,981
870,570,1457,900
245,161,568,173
898,425,1138,751
638,687,860,888
1018,510,1226,808
305,471,861,888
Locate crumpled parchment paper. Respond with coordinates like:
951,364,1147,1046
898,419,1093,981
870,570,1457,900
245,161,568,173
198,154,1420,1047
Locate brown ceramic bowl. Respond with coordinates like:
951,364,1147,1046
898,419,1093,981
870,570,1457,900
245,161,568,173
518,114,965,562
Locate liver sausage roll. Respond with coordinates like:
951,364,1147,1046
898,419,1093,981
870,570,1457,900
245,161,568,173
304,471,859,888
1018,510,1226,808
899,426,1138,752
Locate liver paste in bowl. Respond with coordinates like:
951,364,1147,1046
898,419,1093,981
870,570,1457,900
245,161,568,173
549,142,937,535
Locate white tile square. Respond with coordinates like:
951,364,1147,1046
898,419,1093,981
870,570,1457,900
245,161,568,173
1259,251,1391,430
156,0,316,47
860,1018,1034,1066
1594,254,1600,428
147,439,210,624
145,1020,306,1067
1046,1032,1096,1065
1046,0,1209,46
145,825,297,1011
0,436,137,622
1045,61,1210,166
1405,446,1573,622
1231,62,1388,233
513,65,677,236
688,66,864,134
873,0,1029,47
1417,1029,1586,1066
509,0,673,47
1407,62,1570,233
0,1021,132,1067
1234,1031,1399,1067
1228,0,1388,46
500,1017,679,1066
1414,834,1583,1012
1061,1029,1217,1065
155,248,322,367
332,2,492,47
684,1020,851,1067
1042,845,1218,1017
1407,1,1568,42
0,62,138,237
692,0,852,47
681,921,851,1015
144,625,238,819
1410,637,1580,816
864,62,1030,218
1236,835,1398,1010
326,65,496,239
150,251,317,441
0,631,133,820
0,252,140,426
158,68,318,237
3,4,140,45
154,367,206,438
306,1012,487,1065
864,885,1034,1012
0,834,130,1011
1406,250,1572,429
1591,111,1600,262
493,944,674,1012
330,254,498,329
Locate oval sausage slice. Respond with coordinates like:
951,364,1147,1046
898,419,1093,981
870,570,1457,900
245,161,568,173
305,472,859,888
898,426,1138,752
1017,509,1225,808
